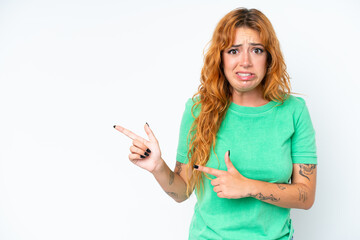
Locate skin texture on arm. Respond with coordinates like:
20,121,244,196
248,163,317,209
196,151,317,209
152,160,193,203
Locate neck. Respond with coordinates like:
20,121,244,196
231,87,269,107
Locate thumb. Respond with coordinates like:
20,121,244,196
144,122,158,142
224,150,235,172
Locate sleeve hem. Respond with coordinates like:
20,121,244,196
292,156,317,164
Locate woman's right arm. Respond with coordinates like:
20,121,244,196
114,123,193,203
152,160,192,203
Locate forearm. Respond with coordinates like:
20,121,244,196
248,180,314,209
152,158,188,203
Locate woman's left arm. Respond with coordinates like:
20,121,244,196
248,163,317,209
196,152,317,210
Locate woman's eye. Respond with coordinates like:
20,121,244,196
228,49,238,54
253,48,264,54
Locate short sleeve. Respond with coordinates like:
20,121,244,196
176,98,199,164
291,99,317,164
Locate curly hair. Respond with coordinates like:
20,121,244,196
184,8,292,197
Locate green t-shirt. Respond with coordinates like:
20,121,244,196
176,95,317,240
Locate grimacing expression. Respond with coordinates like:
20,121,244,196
222,27,268,95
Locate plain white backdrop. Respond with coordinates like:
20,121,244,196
1,0,359,239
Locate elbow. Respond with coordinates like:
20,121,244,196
174,196,189,203
175,199,185,203
298,183,316,210
174,192,191,203
303,203,313,210
174,186,192,203
303,196,315,210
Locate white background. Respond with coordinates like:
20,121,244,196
1,0,359,239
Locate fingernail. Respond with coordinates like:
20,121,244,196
146,148,151,153
113,125,116,128
228,150,230,157
193,164,199,169
140,155,146,159
144,152,149,156
146,122,149,127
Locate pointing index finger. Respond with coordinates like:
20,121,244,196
114,125,149,144
196,165,224,178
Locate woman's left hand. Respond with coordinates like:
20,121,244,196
195,151,253,199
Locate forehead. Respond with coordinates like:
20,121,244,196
233,27,262,44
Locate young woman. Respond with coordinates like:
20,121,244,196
115,7,317,240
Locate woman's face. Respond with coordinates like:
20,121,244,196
222,27,268,96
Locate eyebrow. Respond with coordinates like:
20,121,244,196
231,43,265,48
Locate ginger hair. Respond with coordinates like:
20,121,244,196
185,8,291,197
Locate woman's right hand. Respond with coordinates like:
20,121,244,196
114,123,163,174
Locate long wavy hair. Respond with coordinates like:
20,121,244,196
185,8,292,197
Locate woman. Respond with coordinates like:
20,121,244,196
114,7,317,240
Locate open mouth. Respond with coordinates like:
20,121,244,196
237,73,254,77
236,72,255,80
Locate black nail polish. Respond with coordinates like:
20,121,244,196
146,122,149,127
193,164,199,169
140,155,146,159
146,148,151,153
228,150,230,157
113,125,116,128
144,152,149,156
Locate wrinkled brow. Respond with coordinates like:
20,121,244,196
231,43,265,48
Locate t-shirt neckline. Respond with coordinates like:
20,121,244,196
229,100,278,114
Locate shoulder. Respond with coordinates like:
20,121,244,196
185,95,201,106
282,95,306,107
277,95,307,112
184,96,201,117
272,95,311,123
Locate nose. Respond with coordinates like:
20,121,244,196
239,51,252,68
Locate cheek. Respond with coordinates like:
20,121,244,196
223,57,236,72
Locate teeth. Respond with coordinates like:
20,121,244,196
237,73,252,76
